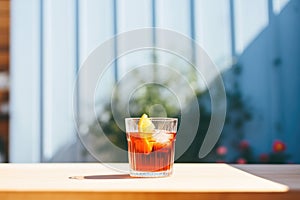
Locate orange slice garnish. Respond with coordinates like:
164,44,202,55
134,138,153,154
136,114,155,153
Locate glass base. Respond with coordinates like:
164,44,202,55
129,169,173,177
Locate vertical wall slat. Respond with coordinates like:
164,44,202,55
10,0,42,162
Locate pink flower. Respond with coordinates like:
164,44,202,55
216,146,227,156
239,140,249,150
237,158,247,164
272,140,286,153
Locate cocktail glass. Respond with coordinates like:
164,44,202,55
125,117,178,177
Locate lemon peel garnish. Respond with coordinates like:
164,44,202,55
138,114,155,133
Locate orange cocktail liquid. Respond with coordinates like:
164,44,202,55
127,131,176,172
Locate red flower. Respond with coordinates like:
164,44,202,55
259,153,269,162
216,146,227,156
239,140,249,150
272,140,286,153
237,158,247,164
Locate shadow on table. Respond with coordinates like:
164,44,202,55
69,174,132,180
69,173,169,179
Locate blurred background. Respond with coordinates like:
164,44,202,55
0,0,299,164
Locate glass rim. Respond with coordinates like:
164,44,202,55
125,117,178,121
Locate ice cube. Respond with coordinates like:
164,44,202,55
152,130,171,144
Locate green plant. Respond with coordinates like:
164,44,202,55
85,60,254,163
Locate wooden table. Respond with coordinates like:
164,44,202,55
0,163,299,200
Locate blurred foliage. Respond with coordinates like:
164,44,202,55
0,137,4,162
86,60,289,163
95,83,181,152
0,137,4,153
87,61,254,163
